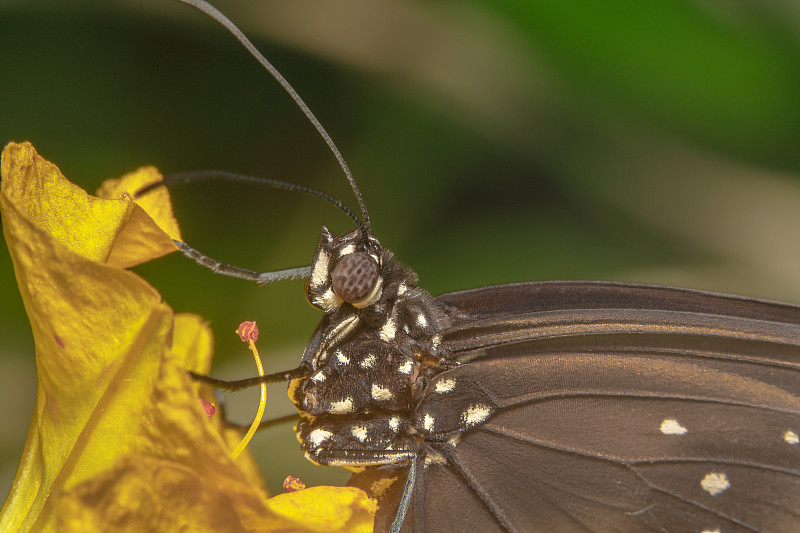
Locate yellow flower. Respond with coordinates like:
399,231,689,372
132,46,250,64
0,142,374,533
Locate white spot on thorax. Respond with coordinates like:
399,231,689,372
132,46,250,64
423,413,435,431
335,350,350,365
310,249,329,289
434,378,456,393
307,428,333,448
351,425,368,442
379,317,397,342
461,404,492,427
388,417,400,432
700,472,730,496
784,430,799,444
329,398,354,414
397,282,407,296
371,383,394,401
314,316,359,367
324,315,358,348
397,360,414,374
339,244,356,257
359,354,376,368
324,289,344,312
431,335,442,349
310,371,326,383
447,434,461,447
660,419,688,435
416,313,428,328
325,458,359,467
313,288,342,312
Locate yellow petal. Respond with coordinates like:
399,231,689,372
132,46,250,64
0,143,186,531
57,456,249,533
266,487,376,533
1,142,178,267
0,143,373,532
171,313,215,375
96,166,182,268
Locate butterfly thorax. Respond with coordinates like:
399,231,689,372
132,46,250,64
291,227,457,467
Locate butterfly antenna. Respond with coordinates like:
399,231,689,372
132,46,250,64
175,0,371,234
136,170,361,227
174,240,311,284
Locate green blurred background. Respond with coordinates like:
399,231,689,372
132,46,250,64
2,0,800,499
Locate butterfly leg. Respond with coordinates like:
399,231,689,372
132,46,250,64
188,365,309,391
190,369,304,430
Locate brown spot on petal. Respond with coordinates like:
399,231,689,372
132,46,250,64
198,397,215,417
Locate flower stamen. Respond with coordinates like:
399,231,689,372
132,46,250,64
283,475,306,492
231,321,267,459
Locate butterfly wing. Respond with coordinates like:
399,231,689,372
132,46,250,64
350,281,800,532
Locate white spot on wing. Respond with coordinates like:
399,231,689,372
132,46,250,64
335,350,350,365
424,450,446,466
351,425,368,442
310,249,329,289
447,434,461,447
423,413,435,432
371,383,393,401
434,378,456,393
359,354,376,368
660,419,688,435
379,317,396,342
784,430,799,444
700,472,730,496
700,529,720,533
329,398,354,414
307,429,333,448
416,313,428,328
388,417,400,432
461,404,492,427
397,360,414,374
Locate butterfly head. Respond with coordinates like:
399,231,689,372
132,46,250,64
305,226,384,313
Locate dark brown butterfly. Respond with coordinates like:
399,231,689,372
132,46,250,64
168,1,800,531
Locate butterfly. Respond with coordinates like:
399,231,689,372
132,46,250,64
167,1,800,531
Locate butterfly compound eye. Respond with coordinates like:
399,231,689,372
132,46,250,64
331,253,379,305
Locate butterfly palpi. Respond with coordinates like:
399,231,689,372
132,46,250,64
162,1,800,531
